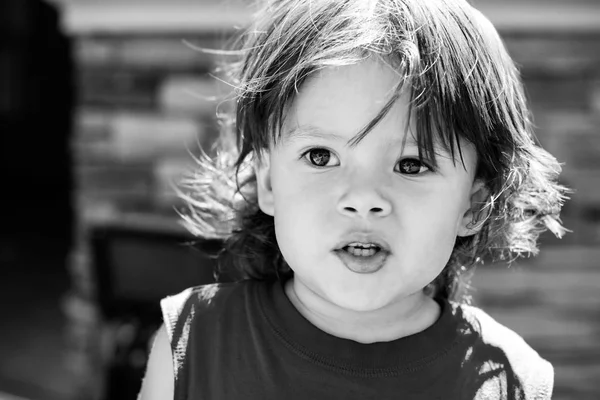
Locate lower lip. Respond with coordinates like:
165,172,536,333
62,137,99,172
333,249,389,274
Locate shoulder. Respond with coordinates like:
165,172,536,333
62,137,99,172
149,280,262,397
160,280,255,342
450,302,554,400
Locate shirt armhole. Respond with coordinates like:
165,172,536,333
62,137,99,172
159,288,196,382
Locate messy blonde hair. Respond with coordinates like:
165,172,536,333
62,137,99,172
179,0,570,302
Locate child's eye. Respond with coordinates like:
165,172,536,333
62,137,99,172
301,148,340,167
395,158,431,175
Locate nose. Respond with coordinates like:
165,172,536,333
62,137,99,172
337,182,392,219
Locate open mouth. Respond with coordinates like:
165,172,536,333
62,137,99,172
342,243,382,257
334,242,390,274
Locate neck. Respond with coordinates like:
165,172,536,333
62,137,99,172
284,278,441,344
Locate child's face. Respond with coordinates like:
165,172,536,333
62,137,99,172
256,59,481,311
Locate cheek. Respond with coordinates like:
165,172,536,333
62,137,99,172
403,184,467,258
271,169,331,248
272,165,332,216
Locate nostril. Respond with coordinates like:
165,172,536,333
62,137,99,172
342,206,386,215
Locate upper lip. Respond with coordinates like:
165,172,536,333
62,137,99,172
334,231,391,252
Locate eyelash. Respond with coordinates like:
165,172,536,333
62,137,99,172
300,148,433,175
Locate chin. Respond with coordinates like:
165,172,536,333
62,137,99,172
326,286,394,312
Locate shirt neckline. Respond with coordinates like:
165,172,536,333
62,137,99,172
256,278,461,375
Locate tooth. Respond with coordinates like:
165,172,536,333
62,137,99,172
343,245,381,257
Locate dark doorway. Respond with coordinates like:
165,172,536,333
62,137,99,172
0,0,74,398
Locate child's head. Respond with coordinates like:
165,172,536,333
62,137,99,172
182,0,569,304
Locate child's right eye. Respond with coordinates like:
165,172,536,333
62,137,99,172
301,148,340,168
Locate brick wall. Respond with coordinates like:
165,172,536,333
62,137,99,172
65,33,229,398
72,34,226,217
502,33,600,247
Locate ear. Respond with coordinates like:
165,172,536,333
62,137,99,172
254,151,275,216
458,179,490,237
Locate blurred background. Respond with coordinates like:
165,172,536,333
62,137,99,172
0,0,598,399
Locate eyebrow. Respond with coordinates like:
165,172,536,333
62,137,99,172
283,125,348,144
283,124,423,149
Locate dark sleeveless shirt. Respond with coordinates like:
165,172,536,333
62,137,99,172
160,279,553,399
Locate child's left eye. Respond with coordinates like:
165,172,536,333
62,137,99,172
395,158,431,175
301,148,340,168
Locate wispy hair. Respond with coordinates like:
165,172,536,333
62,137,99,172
178,0,570,302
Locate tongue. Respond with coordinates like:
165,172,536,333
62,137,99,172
335,248,388,274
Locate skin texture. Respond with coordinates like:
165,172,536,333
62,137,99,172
137,325,173,400
255,59,485,343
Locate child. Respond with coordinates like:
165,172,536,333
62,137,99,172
139,0,569,398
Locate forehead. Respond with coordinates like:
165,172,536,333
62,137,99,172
283,60,410,144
